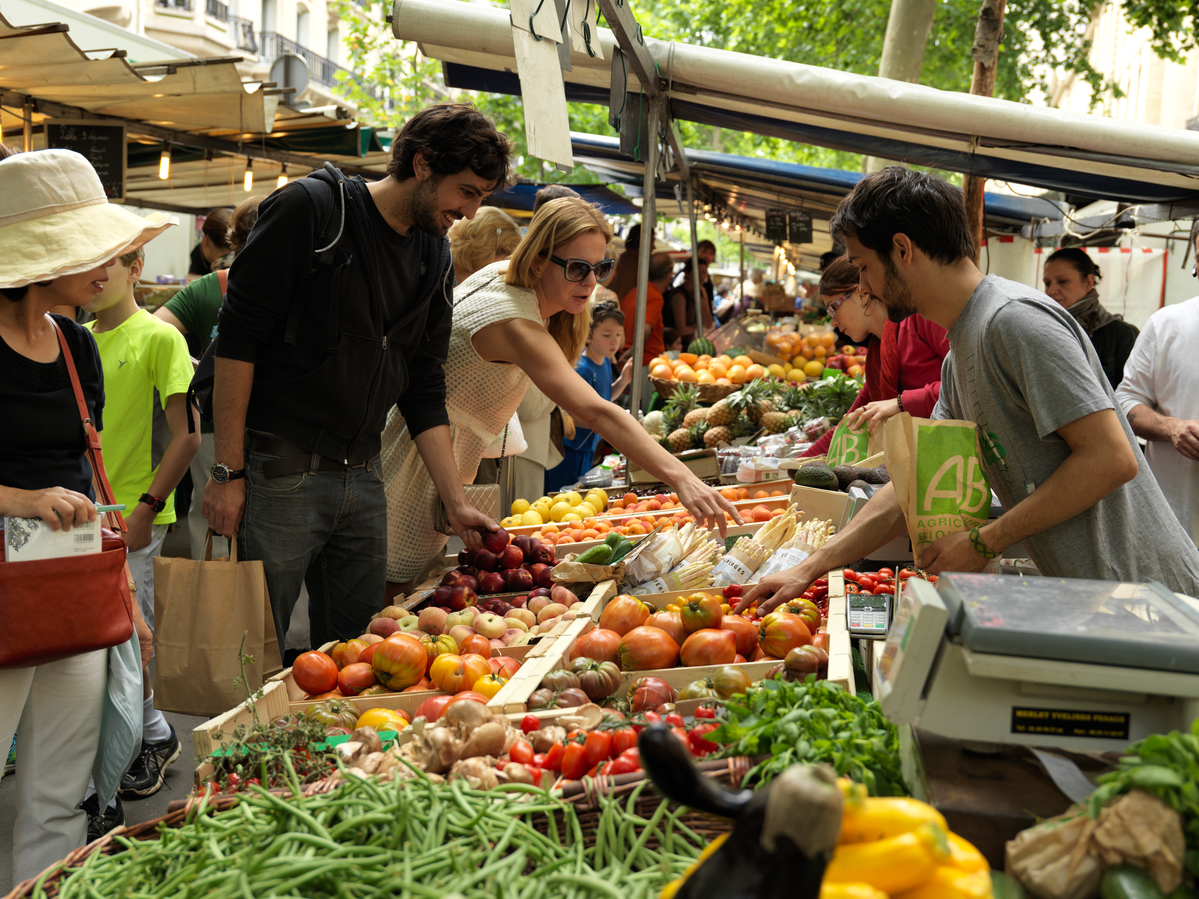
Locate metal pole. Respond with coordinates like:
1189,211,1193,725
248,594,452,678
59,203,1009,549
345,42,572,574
686,177,704,341
628,98,660,417
22,102,32,152
738,227,746,313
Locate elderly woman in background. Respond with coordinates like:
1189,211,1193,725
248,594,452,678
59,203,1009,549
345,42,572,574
448,206,522,285
381,197,740,590
1042,247,1138,388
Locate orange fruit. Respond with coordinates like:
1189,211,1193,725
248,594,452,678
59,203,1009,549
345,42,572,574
754,490,769,498
716,354,734,367
651,363,673,379
805,333,821,348
696,370,716,383
715,377,733,386
721,487,739,500
676,367,698,382
732,354,754,368
820,332,837,347
736,487,750,500
813,346,827,359
728,364,748,384
745,363,766,380
678,352,698,364
708,362,728,379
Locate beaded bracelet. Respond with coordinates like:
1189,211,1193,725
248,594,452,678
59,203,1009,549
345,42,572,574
968,526,1000,560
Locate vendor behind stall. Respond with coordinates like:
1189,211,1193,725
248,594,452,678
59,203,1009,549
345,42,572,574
744,166,1199,614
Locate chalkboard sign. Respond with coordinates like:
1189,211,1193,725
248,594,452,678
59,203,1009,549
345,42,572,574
788,210,813,244
764,208,787,243
45,119,126,203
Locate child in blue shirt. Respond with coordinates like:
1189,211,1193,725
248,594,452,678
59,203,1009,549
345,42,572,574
546,300,633,491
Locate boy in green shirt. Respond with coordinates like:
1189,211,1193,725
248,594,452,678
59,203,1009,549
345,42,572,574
83,247,199,819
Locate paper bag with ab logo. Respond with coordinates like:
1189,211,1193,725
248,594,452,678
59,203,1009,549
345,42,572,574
826,417,882,468
882,413,991,558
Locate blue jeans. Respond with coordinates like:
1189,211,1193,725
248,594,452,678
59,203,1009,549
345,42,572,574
239,449,387,650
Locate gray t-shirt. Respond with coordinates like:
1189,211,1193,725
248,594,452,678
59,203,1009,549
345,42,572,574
932,274,1199,595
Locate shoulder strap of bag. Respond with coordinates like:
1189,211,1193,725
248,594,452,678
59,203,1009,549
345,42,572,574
285,165,349,348
495,426,508,478
51,317,126,533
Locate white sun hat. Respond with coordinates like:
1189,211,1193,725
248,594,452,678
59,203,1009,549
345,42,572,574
0,148,177,289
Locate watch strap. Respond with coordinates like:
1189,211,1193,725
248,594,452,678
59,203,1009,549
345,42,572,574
139,493,167,513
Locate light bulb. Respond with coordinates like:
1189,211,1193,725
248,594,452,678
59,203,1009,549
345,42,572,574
276,164,288,189
158,145,170,180
244,158,253,192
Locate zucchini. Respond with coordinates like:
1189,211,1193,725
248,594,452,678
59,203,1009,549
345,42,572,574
604,532,624,549
575,544,614,565
1102,866,1167,899
608,537,634,562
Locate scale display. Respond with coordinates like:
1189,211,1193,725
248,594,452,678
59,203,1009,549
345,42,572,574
939,573,1199,674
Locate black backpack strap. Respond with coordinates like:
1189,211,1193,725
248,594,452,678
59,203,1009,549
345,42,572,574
284,163,349,347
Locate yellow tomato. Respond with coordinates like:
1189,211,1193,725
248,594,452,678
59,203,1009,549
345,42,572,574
472,674,508,700
355,708,409,732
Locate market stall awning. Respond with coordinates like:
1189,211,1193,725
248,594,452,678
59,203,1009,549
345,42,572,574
393,0,1199,206
485,181,641,217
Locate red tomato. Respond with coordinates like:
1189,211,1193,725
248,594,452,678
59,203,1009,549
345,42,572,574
570,628,622,665
292,651,339,695
646,610,688,646
611,726,637,755
544,741,565,772
618,627,681,670
670,726,690,751
598,595,652,636
898,568,916,579
720,615,760,657
584,730,614,766
445,691,491,709
759,612,813,659
509,740,535,765
520,714,540,734
873,584,892,595
680,628,737,667
877,568,894,578
372,634,427,691
532,752,548,768
561,742,589,780
608,748,641,775
694,704,717,719
689,722,720,757
722,584,743,599
842,569,860,583
336,662,377,696
414,694,455,722
664,712,685,728
857,575,877,590
812,577,829,588
429,653,490,694
459,634,492,658
812,632,831,652
490,656,521,679
629,677,676,713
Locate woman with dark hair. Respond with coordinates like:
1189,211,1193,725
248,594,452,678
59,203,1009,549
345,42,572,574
187,206,233,278
800,256,948,457
1042,247,1139,388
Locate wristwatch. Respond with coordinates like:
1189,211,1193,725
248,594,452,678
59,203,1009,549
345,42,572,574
211,463,246,483
138,493,167,514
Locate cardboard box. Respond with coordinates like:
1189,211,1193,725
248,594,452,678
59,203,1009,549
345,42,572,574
628,449,719,484
788,483,852,528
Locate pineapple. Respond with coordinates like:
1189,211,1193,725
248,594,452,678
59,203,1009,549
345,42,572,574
761,410,797,434
707,396,737,427
688,420,710,449
667,427,692,453
704,425,733,448
662,383,699,433
728,379,771,424
683,407,710,429
731,414,758,439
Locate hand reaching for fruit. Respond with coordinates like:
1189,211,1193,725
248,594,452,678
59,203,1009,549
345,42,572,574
446,502,500,553
675,478,742,538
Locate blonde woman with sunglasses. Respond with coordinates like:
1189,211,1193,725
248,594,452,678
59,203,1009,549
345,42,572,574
380,197,740,591
800,256,948,458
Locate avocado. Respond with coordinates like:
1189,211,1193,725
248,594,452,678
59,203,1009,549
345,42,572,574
793,464,840,491
866,465,891,485
832,465,858,491
846,479,872,494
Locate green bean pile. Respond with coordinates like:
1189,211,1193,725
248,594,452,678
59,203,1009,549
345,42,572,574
33,763,708,899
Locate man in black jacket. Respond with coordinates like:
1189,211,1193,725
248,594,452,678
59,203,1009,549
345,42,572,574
205,104,513,649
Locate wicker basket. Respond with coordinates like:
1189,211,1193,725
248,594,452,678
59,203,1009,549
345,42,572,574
651,377,739,404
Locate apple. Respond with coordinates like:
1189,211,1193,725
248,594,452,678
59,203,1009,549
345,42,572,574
503,617,529,633
506,608,536,628
482,527,509,554
501,627,525,645
528,563,550,584
474,612,507,640
447,624,476,648
531,543,554,566
359,633,384,645
505,567,534,592
368,617,400,638
478,571,507,595
509,594,528,609
397,615,421,634
498,544,524,570
535,566,556,590
537,602,568,623
432,586,453,606
550,585,576,608
529,586,551,599
512,534,533,557
527,596,551,616
418,607,448,635
474,550,499,573
458,547,477,567
447,585,478,611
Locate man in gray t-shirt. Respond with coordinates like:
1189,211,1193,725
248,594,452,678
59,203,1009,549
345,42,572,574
743,166,1199,614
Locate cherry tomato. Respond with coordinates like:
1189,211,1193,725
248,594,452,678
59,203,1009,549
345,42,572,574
876,568,894,578
584,730,614,767
842,569,860,583
857,575,877,590
689,722,720,757
608,748,641,775
521,715,540,734
611,726,637,755
670,726,690,751
544,741,565,772
631,711,662,734
532,752,548,768
899,568,916,579
723,584,743,598
694,704,717,719
873,584,892,595
509,740,535,765
812,577,829,588
561,742,589,780
664,712,685,729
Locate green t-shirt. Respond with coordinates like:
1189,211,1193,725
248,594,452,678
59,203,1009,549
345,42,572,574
86,309,194,525
163,270,224,433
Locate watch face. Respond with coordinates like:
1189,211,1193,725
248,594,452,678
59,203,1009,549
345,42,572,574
212,464,229,483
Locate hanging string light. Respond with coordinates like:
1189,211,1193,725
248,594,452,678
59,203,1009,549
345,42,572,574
243,157,253,191
276,163,288,189
158,142,171,180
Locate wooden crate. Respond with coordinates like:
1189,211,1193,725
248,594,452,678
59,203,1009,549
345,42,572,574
191,679,291,761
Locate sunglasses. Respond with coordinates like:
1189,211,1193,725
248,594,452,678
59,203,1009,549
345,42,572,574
826,289,855,316
550,254,615,283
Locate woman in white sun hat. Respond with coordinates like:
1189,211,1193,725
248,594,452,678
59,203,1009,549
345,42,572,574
0,146,173,883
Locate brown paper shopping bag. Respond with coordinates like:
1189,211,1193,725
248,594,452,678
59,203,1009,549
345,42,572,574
152,533,282,717
882,413,991,560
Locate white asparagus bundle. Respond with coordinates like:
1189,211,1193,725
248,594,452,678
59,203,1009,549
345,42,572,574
747,518,837,583
668,533,722,574
746,504,803,554
709,536,773,588
790,518,836,551
627,562,716,596
622,523,684,584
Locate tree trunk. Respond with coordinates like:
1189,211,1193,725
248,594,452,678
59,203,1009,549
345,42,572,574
863,0,936,174
964,0,1007,264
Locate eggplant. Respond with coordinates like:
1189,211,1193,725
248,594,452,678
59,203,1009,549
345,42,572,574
638,726,842,899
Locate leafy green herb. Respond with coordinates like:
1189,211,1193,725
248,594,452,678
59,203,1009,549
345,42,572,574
708,675,908,796
1089,720,1199,877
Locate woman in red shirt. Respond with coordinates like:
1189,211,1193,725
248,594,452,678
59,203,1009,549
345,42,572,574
802,257,948,457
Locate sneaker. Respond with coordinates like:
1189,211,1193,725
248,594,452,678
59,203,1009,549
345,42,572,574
4,734,14,777
118,725,182,799
81,794,124,842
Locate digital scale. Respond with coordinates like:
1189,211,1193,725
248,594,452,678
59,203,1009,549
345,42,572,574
874,572,1199,752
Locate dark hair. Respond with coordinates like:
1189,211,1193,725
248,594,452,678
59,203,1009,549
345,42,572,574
1,285,27,301
662,327,681,348
386,103,514,190
533,183,581,213
228,196,263,254
1045,247,1101,283
819,256,860,296
649,253,674,282
624,223,642,249
829,166,974,266
819,251,841,271
119,246,145,267
697,239,716,253
590,298,625,328
0,143,19,161
202,207,233,251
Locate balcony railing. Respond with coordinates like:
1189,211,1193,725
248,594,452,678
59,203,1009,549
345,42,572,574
228,15,258,53
155,0,194,12
258,31,356,89
206,0,228,20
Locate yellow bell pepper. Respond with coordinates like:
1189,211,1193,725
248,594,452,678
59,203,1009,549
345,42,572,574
824,823,951,895
946,833,989,874
658,832,729,899
894,865,993,899
820,884,890,899
836,777,869,811
838,797,948,845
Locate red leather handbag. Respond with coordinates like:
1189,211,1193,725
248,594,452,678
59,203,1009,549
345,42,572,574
0,319,135,668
